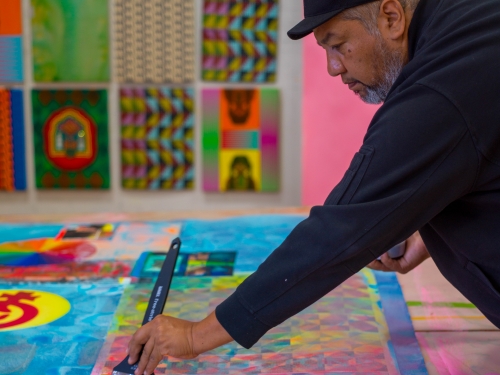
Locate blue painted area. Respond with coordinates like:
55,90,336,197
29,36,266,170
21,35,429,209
374,271,429,375
0,283,123,375
0,36,24,82
10,89,26,190
0,224,64,243
180,215,305,273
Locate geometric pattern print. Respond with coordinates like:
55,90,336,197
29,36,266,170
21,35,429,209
202,0,278,83
115,0,195,84
121,88,194,189
0,89,25,191
95,271,397,375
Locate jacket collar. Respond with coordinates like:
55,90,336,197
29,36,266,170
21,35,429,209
407,0,442,61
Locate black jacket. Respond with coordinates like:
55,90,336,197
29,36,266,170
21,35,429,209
216,0,500,348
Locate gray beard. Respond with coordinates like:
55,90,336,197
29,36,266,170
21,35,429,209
359,41,405,105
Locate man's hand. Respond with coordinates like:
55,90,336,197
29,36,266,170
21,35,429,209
127,311,233,375
367,231,430,274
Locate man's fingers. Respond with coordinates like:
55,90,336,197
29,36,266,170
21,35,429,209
128,325,151,364
143,348,163,375
367,260,393,272
380,253,405,273
135,338,155,375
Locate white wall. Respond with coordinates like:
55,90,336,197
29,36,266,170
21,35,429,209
0,0,303,215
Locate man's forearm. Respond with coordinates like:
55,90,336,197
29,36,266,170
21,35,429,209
192,311,234,355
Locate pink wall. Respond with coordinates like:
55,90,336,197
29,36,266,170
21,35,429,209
302,34,381,206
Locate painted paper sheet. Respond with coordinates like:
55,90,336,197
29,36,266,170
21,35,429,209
114,0,194,83
0,89,26,190
132,251,237,278
0,216,428,374
202,0,278,82
31,0,109,82
181,215,304,273
0,222,181,269
202,88,280,192
0,261,132,282
93,270,407,375
0,283,123,374
121,88,194,189
0,0,23,82
32,90,110,189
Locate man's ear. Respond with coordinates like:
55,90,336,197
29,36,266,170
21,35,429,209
377,0,406,41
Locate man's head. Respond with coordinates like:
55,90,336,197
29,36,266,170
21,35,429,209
290,0,420,104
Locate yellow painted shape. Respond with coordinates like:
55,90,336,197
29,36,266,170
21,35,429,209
219,149,261,191
0,290,70,332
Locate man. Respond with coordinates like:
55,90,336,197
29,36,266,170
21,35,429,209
128,0,500,373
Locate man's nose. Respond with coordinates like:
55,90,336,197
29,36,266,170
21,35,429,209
326,52,345,77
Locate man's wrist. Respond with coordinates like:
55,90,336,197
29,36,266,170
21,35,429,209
191,311,233,355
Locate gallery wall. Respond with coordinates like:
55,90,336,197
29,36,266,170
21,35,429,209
0,0,304,215
301,32,380,206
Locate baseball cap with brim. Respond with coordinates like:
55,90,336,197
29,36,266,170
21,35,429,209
287,0,378,40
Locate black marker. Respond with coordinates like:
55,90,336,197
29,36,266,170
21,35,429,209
112,237,181,375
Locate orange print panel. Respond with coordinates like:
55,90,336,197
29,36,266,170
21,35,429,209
220,89,260,131
0,0,22,35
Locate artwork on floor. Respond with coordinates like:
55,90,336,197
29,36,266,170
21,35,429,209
202,0,278,82
0,238,97,266
85,222,182,261
121,88,194,190
0,283,123,374
31,0,109,82
0,260,132,282
59,223,117,240
0,216,428,375
32,90,110,189
202,88,280,192
114,0,194,83
0,0,23,82
132,251,237,278
93,270,424,375
0,89,26,190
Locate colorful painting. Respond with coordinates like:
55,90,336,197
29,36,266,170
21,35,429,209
31,0,109,82
0,238,96,266
132,251,237,278
32,90,110,189
60,223,117,240
121,88,194,189
203,88,280,192
0,89,25,190
0,283,123,374
202,0,278,82
0,216,428,374
0,260,132,282
93,270,425,375
114,0,194,83
85,222,182,261
0,0,23,82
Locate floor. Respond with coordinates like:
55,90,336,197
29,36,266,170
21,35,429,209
1,207,499,374
398,260,500,374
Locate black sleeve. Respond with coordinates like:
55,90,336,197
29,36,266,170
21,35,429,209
215,84,479,348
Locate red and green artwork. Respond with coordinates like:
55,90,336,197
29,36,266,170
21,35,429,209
32,90,110,189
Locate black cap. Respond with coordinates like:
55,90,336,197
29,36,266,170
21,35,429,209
287,0,377,40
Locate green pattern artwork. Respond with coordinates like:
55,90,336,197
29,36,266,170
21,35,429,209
31,0,109,82
32,90,110,189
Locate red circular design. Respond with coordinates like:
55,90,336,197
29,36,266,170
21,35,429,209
43,107,97,171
